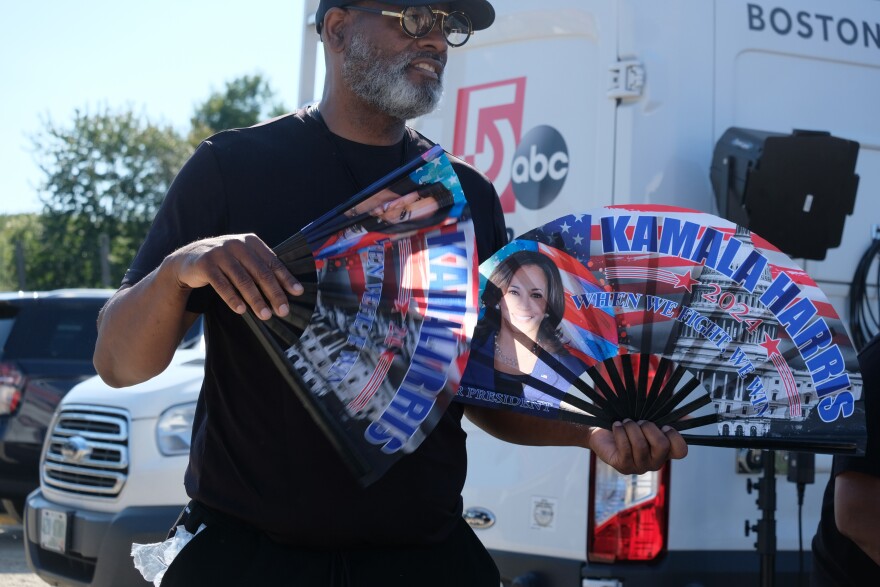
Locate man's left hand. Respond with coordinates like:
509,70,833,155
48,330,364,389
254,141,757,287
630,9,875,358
589,420,688,475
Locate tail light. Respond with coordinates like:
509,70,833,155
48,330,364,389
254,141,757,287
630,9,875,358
0,361,24,415
587,452,670,563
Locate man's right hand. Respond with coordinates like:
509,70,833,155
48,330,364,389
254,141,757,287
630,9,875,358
94,233,303,388
170,233,303,320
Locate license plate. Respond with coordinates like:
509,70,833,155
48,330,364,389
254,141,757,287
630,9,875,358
40,509,68,554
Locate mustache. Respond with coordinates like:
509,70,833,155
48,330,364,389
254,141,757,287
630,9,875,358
403,51,447,69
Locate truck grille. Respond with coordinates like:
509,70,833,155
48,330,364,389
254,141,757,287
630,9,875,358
42,405,129,497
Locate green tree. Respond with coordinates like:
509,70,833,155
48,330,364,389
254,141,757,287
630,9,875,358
25,107,189,289
0,214,42,291
188,73,288,146
9,73,287,290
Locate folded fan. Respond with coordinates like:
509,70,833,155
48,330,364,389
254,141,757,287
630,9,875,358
243,146,479,486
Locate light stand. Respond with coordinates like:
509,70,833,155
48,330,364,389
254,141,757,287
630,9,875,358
745,449,777,587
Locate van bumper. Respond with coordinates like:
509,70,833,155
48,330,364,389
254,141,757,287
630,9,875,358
491,548,813,587
23,489,182,587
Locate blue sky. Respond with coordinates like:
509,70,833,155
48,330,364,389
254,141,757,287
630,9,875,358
1,0,315,215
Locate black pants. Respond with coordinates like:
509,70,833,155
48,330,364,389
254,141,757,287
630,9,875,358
160,502,500,587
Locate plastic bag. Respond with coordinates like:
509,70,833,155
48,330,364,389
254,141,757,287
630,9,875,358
131,523,205,586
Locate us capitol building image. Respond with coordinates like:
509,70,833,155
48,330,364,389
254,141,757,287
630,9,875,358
666,225,862,437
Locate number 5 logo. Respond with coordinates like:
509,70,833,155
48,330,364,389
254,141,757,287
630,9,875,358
453,78,527,213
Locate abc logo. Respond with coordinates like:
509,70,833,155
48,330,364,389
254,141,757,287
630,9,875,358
511,125,569,210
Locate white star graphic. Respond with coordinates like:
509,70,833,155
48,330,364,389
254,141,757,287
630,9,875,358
560,221,571,233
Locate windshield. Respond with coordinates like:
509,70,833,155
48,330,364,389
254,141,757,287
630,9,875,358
0,299,106,362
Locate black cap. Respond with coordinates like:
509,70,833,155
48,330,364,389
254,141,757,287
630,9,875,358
315,1,495,35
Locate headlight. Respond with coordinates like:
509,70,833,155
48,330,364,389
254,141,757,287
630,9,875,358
156,402,197,456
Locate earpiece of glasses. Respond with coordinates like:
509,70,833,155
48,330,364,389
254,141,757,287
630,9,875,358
344,5,473,47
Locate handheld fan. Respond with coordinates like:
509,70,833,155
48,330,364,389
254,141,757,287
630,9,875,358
457,204,866,455
243,146,479,486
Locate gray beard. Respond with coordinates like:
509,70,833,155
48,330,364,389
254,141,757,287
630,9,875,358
342,32,443,121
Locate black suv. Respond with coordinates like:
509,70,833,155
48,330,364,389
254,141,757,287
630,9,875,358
0,289,113,521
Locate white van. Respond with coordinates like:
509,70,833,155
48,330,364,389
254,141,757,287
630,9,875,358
23,331,204,587
24,0,880,585
399,1,879,585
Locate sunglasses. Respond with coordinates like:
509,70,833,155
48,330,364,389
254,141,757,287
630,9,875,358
343,4,473,47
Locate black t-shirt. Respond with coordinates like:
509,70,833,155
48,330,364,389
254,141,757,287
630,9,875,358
811,335,880,585
122,109,508,547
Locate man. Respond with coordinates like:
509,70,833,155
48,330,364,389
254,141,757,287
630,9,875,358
811,333,880,585
94,2,688,584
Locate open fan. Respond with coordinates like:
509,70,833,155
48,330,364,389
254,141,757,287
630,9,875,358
457,204,866,454
243,146,479,486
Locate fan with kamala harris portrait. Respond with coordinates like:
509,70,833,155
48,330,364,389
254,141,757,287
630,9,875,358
456,204,867,456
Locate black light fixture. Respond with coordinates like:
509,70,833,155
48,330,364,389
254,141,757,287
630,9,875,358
710,127,860,260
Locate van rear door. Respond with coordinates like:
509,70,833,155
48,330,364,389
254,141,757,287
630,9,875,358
416,0,620,240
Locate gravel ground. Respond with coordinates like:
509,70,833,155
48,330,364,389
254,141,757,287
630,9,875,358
0,516,49,587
